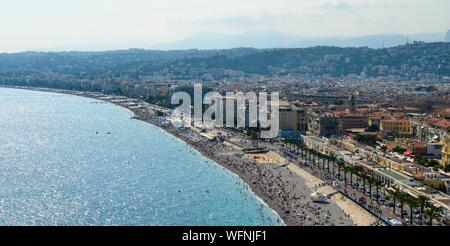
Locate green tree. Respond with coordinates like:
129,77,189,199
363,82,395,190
388,185,401,215
381,145,388,156
393,146,406,154
417,195,430,225
367,176,374,198
346,166,353,187
398,192,409,219
374,180,384,202
329,153,337,175
353,166,364,188
428,159,440,168
424,206,439,226
406,195,418,225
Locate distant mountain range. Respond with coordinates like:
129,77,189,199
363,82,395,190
152,30,450,50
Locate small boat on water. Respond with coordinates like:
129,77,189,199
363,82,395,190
311,192,328,203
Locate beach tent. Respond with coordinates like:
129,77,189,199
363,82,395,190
388,218,403,226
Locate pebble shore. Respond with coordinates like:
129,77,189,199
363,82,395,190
4,86,371,226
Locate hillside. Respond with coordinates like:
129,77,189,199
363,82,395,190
0,42,449,80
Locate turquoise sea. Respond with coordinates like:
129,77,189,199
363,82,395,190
0,88,282,226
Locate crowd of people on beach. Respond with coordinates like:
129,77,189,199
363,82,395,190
126,105,354,226
173,129,350,225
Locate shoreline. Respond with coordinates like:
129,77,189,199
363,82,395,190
1,85,373,226
104,104,290,226
132,115,286,225
1,85,288,225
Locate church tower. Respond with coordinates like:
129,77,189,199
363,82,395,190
349,94,356,113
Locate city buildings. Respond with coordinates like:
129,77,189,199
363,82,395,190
279,103,307,139
338,114,369,133
380,118,412,138
441,134,450,168
308,111,340,137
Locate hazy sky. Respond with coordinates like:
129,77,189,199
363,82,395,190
1,0,449,52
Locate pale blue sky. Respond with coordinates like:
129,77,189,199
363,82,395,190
0,0,449,52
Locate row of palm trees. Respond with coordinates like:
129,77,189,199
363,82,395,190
283,139,441,226
284,139,384,201
387,185,440,225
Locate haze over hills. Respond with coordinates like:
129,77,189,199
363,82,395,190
1,42,449,80
152,30,450,50
21,30,450,52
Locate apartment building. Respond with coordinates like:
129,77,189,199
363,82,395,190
339,114,369,133
279,104,307,139
380,118,412,137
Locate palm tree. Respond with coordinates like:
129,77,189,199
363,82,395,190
306,148,312,162
342,165,349,186
291,140,295,152
336,159,344,179
334,162,339,177
387,191,395,214
329,154,337,175
306,148,311,162
398,192,408,219
424,206,439,226
322,154,328,172
315,151,322,169
417,195,430,225
374,180,384,202
325,154,333,174
367,176,374,198
406,195,418,225
298,144,305,158
353,166,364,188
301,147,307,159
250,128,260,148
347,166,354,187
388,185,401,215
326,155,331,173
315,151,321,168
303,145,308,159
321,153,327,170
365,175,371,194
311,150,318,167
358,173,366,192
362,174,369,193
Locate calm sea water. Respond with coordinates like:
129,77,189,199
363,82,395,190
0,88,282,226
